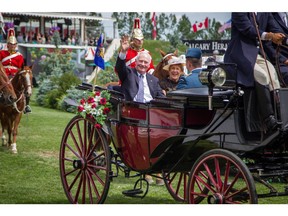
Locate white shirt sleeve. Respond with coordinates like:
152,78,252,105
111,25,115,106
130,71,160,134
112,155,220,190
119,52,126,60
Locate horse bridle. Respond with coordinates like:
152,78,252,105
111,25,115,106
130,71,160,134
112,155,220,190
10,69,32,113
161,53,175,65
14,69,32,93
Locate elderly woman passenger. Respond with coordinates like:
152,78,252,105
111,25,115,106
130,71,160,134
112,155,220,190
159,55,186,95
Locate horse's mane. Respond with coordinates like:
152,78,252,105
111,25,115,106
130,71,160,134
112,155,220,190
0,62,9,82
153,50,178,81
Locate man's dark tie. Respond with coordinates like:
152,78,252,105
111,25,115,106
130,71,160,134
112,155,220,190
136,74,144,102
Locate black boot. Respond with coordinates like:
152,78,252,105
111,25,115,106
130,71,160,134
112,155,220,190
255,82,279,131
24,96,32,114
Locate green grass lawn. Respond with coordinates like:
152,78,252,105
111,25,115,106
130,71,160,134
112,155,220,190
0,89,177,204
0,89,288,205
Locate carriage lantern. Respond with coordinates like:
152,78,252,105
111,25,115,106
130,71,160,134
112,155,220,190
199,64,226,110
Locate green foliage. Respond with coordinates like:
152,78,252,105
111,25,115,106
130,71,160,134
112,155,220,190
45,88,63,109
58,88,89,113
97,68,118,86
96,52,119,86
36,78,56,106
112,12,142,36
178,14,193,40
142,40,187,64
38,51,75,77
51,31,61,48
57,72,81,94
28,47,48,63
85,12,104,38
35,45,80,109
36,71,81,109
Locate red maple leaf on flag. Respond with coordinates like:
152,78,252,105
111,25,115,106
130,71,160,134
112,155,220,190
192,17,209,33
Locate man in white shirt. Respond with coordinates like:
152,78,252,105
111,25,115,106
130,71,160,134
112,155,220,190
115,35,164,102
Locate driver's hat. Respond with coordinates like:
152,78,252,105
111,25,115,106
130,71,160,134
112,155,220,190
7,28,17,44
131,18,144,40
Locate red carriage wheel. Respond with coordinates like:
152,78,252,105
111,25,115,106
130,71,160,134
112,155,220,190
187,149,258,204
60,116,111,204
163,171,189,202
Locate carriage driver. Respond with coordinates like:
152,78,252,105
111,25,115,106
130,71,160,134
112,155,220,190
0,28,32,114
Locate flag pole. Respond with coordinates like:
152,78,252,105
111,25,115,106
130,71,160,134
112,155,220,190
92,66,99,93
92,32,105,93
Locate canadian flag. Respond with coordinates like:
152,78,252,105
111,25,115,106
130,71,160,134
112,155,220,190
192,17,209,33
151,12,157,40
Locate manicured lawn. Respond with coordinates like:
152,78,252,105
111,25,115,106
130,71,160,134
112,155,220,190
0,89,177,204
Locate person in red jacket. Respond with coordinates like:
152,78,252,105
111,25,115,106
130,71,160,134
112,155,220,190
124,18,154,74
0,28,31,114
0,28,24,77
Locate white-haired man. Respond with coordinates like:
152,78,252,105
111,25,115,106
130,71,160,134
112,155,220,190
115,34,164,102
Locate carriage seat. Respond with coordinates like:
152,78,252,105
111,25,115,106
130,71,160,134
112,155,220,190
167,87,234,109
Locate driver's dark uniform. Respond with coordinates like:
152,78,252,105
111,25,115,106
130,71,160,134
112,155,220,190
224,12,284,132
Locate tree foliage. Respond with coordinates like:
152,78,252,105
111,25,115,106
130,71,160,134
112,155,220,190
111,12,231,43
85,12,104,37
36,48,81,109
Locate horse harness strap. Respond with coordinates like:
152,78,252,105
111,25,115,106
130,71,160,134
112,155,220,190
0,79,12,91
12,93,25,113
18,69,29,75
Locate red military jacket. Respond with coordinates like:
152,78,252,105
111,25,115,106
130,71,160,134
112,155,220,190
0,50,24,76
125,47,155,74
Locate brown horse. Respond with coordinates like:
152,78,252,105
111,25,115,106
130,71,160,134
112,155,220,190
0,66,33,153
0,62,17,105
153,49,178,81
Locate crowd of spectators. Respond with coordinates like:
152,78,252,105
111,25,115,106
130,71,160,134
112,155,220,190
0,30,99,47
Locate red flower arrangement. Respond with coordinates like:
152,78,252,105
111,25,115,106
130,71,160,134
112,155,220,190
77,90,112,128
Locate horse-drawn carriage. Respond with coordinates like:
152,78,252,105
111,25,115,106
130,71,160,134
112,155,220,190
59,63,288,204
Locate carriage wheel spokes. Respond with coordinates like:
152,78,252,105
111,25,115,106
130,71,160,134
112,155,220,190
60,116,111,204
163,171,189,202
187,149,258,204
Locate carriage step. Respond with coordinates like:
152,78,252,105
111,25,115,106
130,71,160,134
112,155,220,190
122,189,143,197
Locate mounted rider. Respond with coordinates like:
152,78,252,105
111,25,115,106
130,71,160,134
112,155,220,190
0,28,24,77
124,18,155,74
0,28,32,114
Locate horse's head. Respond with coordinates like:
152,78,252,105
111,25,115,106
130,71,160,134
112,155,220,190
153,50,178,80
0,63,17,105
15,66,33,97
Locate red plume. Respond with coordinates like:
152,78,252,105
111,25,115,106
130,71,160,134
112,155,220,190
133,18,141,29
